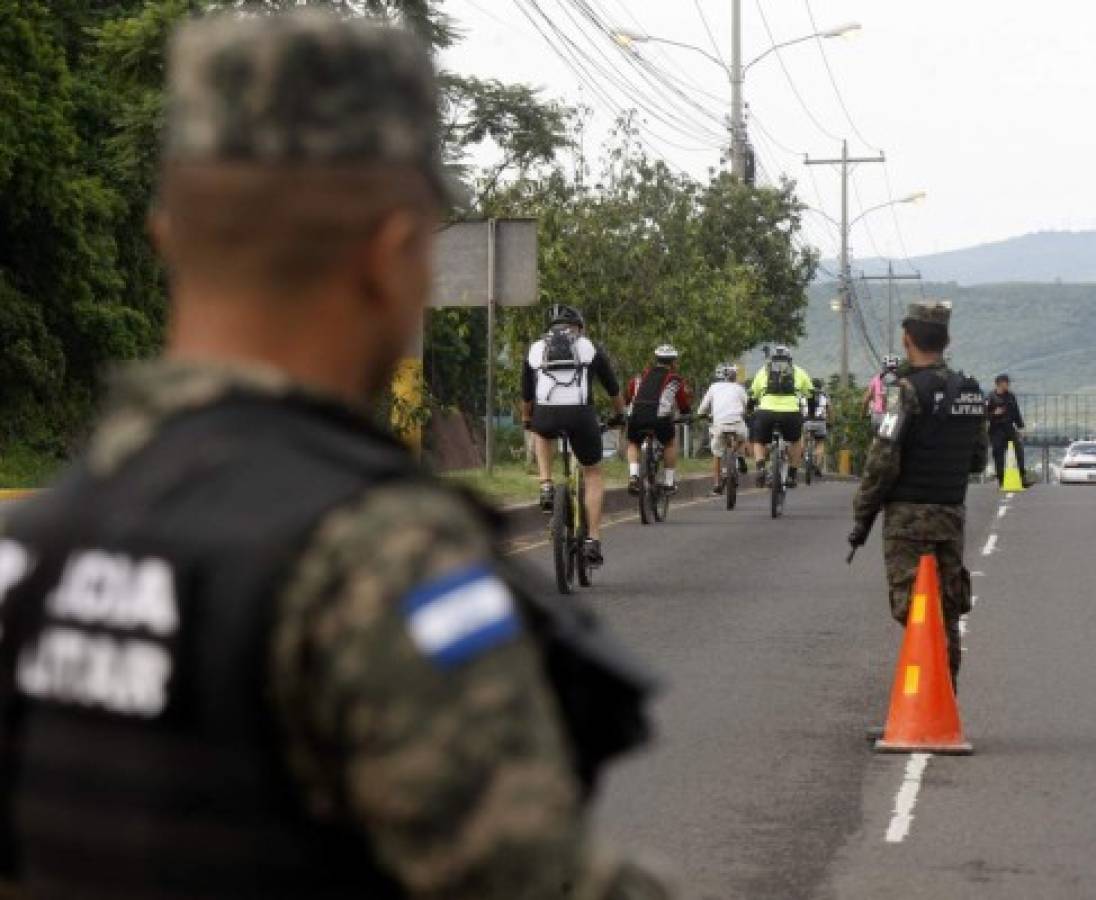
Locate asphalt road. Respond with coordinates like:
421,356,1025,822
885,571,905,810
514,477,1096,898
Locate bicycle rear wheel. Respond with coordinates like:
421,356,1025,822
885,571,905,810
724,448,737,510
770,444,784,519
650,444,669,522
639,442,655,525
575,468,593,586
551,484,575,593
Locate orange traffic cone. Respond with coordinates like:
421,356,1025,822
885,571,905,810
874,554,973,755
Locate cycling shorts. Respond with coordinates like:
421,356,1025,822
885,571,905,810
532,404,603,467
804,420,828,439
753,410,803,444
627,417,676,447
710,421,748,456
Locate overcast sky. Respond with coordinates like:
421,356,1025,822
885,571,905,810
440,1,1096,264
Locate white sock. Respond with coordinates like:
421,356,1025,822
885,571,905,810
629,463,640,477
664,468,676,486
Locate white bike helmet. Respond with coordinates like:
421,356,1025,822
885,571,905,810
772,344,792,360
883,354,900,370
655,344,679,362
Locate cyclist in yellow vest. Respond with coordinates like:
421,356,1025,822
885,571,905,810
750,345,814,488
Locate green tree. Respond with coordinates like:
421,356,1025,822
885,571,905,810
0,0,565,465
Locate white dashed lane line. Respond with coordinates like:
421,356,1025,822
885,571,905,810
981,534,998,556
885,753,932,843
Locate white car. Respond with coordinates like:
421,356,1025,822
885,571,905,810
1059,441,1096,484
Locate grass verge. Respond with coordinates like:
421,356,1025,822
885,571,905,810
446,457,712,505
0,444,64,490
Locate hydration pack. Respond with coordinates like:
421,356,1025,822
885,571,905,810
766,358,796,396
539,325,585,398
632,366,678,420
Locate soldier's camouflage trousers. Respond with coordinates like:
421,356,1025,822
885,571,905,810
883,537,973,686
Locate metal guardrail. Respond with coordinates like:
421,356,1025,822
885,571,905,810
1015,394,1096,447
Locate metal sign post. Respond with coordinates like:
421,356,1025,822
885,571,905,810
485,219,498,475
428,218,538,473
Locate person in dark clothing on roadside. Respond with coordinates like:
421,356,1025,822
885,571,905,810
986,374,1032,487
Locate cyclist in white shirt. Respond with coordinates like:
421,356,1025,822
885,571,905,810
697,363,749,495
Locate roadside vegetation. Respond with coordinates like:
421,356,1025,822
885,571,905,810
3,0,886,490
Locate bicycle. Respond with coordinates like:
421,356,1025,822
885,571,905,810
636,418,690,525
767,424,788,518
549,431,594,594
714,424,745,511
803,427,816,486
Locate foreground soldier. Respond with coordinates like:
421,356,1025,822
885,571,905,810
0,11,669,898
849,302,989,689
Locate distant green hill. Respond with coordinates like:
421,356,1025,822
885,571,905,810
762,282,1096,395
824,230,1096,285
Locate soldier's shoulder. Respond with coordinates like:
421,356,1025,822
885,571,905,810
287,477,497,605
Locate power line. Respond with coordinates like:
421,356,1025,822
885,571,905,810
802,0,878,152
753,0,841,142
881,163,926,292
516,0,725,155
546,0,730,144
693,0,728,69
512,0,701,169
565,0,733,135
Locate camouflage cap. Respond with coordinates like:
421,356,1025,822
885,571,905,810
903,300,952,328
164,9,459,205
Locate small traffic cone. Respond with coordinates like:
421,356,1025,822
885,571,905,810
1000,441,1025,492
875,554,972,755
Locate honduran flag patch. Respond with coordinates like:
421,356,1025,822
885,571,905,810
402,564,521,668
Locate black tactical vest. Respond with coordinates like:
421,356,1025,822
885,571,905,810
0,393,418,899
0,391,655,898
888,368,986,506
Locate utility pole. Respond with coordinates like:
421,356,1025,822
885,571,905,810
859,264,922,355
805,140,885,388
729,0,745,179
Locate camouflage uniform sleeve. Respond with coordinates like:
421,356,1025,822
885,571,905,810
852,379,918,525
271,483,673,900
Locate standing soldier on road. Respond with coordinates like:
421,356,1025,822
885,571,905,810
986,373,1033,487
848,302,989,690
0,11,669,898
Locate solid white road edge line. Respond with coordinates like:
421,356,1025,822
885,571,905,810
981,534,998,556
885,752,932,844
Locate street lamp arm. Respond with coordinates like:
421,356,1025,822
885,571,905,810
615,34,729,76
743,33,816,73
849,192,925,230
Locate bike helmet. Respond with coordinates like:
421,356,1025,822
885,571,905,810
654,343,679,362
772,344,792,360
714,364,729,380
726,363,738,382
811,377,823,390
882,354,900,370
549,304,585,329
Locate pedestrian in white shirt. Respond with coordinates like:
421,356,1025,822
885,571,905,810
697,364,750,494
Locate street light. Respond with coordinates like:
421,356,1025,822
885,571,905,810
612,23,861,77
848,191,926,229
812,189,926,384
611,14,860,180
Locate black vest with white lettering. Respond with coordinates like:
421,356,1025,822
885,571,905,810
887,368,986,506
0,393,428,899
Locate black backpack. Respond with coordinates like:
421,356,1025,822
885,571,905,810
766,358,796,396
539,325,585,392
